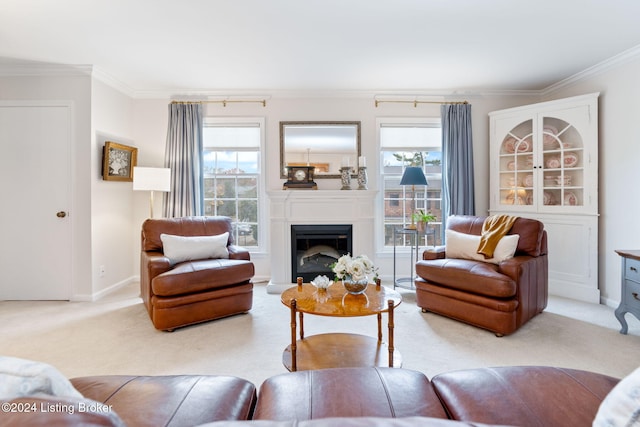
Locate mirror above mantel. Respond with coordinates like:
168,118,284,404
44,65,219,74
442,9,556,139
280,121,361,179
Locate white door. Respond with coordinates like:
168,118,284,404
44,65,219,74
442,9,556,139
0,102,72,300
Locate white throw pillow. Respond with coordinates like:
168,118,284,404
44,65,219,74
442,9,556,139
0,356,83,399
593,367,640,427
160,232,229,265
445,229,519,264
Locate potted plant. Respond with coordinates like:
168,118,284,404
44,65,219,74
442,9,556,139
412,209,436,232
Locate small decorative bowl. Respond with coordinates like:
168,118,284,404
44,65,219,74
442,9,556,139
311,275,333,290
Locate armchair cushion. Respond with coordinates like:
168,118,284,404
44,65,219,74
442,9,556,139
152,259,255,297
160,232,229,265
415,258,516,298
445,229,519,265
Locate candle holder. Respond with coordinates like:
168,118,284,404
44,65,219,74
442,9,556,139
357,166,368,190
340,167,353,190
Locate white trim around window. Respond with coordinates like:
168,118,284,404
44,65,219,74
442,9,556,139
203,116,267,254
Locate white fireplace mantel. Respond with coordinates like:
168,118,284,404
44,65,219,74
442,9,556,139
266,189,378,294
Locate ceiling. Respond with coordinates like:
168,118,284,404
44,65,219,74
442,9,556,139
2,0,640,97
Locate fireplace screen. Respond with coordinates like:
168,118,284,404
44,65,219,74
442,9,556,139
291,224,353,283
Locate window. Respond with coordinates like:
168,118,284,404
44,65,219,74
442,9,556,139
203,118,263,248
379,118,443,248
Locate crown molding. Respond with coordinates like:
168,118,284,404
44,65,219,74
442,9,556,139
91,66,136,97
4,43,640,101
0,60,135,97
541,43,640,96
132,87,542,101
0,61,93,78
0,64,540,99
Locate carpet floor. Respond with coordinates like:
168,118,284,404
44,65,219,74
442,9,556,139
1,281,639,387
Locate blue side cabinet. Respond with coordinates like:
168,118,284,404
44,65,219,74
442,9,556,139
615,249,640,334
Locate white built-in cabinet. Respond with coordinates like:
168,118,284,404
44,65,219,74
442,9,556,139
489,93,599,303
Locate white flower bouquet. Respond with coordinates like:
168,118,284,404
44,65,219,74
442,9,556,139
332,253,377,283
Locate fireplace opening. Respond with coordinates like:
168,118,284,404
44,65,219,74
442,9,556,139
291,224,353,283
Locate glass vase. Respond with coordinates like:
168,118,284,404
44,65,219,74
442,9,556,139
342,277,368,295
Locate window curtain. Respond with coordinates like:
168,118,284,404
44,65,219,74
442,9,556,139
163,103,204,218
441,103,475,231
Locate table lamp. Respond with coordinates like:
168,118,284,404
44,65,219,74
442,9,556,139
133,167,171,218
400,166,428,230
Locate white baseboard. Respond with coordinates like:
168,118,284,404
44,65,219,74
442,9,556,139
71,276,138,302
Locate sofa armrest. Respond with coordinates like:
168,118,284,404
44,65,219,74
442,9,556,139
229,245,251,261
497,254,537,282
140,251,172,310
498,253,548,313
142,251,172,275
423,246,446,260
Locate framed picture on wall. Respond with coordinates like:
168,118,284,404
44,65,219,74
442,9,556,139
102,141,137,181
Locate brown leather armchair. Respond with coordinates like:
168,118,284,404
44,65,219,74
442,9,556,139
140,216,254,331
415,215,548,336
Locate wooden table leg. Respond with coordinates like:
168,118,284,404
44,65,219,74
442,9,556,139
290,299,297,372
388,299,394,368
295,277,305,341
376,277,383,343
299,312,304,340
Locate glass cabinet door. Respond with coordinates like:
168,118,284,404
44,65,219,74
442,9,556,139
540,116,584,209
497,116,585,210
498,119,535,208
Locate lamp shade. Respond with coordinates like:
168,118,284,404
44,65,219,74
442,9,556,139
133,167,171,192
399,167,428,186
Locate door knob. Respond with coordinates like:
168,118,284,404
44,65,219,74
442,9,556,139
56,211,67,218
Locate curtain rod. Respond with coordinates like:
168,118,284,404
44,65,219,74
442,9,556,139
374,100,468,107
171,99,267,107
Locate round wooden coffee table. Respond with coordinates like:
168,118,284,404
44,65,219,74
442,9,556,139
281,280,402,371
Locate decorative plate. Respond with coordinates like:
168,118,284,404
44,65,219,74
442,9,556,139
564,192,578,206
564,153,578,168
503,137,516,153
516,138,531,152
545,157,561,169
524,174,534,187
543,135,558,149
543,191,555,205
542,125,559,149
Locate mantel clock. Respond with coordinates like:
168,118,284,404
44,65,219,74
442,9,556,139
283,165,317,189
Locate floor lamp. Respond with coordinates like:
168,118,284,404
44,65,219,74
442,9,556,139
133,167,171,218
400,166,428,230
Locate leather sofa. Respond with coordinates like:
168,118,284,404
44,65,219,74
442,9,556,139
1,366,620,426
140,216,255,331
415,215,548,336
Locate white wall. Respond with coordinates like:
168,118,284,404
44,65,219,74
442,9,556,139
91,79,136,297
544,56,640,306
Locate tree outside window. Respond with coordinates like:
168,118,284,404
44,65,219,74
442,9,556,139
203,123,261,248
380,120,442,248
